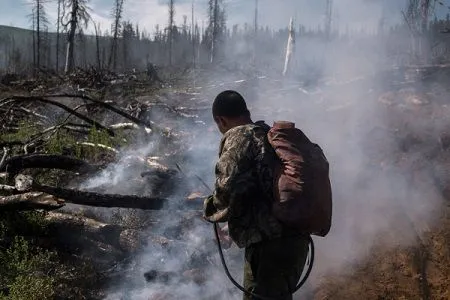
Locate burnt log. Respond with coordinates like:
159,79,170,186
14,175,203,210
36,185,168,210
1,154,102,175
45,212,144,252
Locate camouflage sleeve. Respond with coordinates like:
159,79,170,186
203,127,257,223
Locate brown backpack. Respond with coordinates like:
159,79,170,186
267,121,332,237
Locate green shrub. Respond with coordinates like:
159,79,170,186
0,236,57,300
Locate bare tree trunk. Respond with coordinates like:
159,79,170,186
325,0,333,41
94,22,101,70
56,0,61,72
32,10,36,72
210,0,218,63
253,0,258,64
283,17,295,76
9,35,15,72
420,0,431,63
65,0,79,74
168,0,175,66
37,0,41,69
109,0,124,71
191,0,195,68
46,28,51,69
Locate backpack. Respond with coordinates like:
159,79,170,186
267,121,332,237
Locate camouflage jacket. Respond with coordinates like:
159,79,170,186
203,121,284,248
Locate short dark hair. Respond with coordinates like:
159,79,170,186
212,90,250,118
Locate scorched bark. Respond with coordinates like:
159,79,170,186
0,154,101,175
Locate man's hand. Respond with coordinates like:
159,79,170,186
203,195,232,248
216,224,233,249
203,194,229,222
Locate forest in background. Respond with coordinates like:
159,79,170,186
0,0,450,77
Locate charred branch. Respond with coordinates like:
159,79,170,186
14,174,203,210
0,148,8,170
0,96,115,136
16,106,49,120
46,94,154,131
35,185,168,210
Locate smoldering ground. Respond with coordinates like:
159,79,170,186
71,2,449,300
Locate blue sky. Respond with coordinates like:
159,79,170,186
1,0,449,35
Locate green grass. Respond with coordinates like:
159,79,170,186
0,211,57,300
0,237,57,300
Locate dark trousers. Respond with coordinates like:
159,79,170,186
243,235,310,300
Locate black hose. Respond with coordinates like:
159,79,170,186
213,222,314,300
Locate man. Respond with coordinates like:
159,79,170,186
203,90,310,300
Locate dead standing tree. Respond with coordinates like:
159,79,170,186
36,0,42,69
207,0,225,64
63,0,90,74
122,21,134,70
168,0,175,66
93,22,102,69
325,0,333,41
253,0,258,64
56,0,62,72
282,17,295,76
403,0,432,64
420,0,431,63
109,0,125,71
28,0,49,71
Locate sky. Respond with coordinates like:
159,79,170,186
1,0,450,35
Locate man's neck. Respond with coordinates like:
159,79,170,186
232,117,253,127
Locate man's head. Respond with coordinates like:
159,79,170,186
212,90,252,134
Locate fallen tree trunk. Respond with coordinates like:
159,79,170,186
36,185,169,209
45,211,122,234
14,174,203,210
45,211,146,252
0,192,65,211
0,154,102,175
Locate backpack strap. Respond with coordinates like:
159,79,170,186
254,120,271,132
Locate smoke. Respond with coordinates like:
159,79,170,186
75,1,448,299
